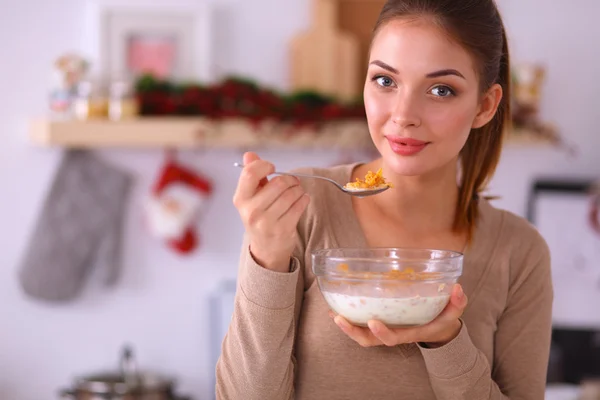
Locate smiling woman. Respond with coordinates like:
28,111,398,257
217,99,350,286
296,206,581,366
216,0,552,399
363,12,507,241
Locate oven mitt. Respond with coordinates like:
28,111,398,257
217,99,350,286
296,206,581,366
17,150,133,302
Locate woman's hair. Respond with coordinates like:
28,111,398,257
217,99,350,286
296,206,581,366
372,0,510,242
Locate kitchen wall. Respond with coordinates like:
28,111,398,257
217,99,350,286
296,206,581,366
0,0,598,399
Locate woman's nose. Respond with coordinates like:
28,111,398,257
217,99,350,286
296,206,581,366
391,91,422,128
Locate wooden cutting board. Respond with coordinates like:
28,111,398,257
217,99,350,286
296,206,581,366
289,0,361,102
337,0,387,98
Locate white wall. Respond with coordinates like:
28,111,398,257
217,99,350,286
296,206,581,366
490,0,600,213
0,0,598,399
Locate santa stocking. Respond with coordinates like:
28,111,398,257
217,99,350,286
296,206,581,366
145,158,213,254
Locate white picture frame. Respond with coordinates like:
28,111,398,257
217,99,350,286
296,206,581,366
528,179,600,330
83,0,213,83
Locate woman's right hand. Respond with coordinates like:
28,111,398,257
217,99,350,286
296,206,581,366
233,152,310,272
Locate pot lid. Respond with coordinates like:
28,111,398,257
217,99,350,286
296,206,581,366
72,345,175,394
75,371,174,394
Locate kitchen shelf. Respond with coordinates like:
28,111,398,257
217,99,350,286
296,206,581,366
504,130,556,148
28,117,555,150
28,117,375,150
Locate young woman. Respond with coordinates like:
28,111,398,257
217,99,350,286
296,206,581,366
216,0,553,398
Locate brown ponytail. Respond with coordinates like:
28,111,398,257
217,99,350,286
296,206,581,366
372,0,511,242
457,23,511,241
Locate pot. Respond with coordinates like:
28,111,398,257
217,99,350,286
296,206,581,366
59,345,191,400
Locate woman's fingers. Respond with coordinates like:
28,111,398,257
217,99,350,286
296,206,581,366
334,316,382,347
233,157,275,205
250,175,302,215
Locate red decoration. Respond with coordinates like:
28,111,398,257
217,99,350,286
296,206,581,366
145,156,213,255
134,75,367,132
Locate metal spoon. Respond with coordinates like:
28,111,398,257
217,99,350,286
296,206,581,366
233,162,390,197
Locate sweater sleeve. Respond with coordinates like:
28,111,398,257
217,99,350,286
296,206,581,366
417,236,553,400
215,234,304,400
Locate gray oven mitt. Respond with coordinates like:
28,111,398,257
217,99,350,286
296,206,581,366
18,150,133,302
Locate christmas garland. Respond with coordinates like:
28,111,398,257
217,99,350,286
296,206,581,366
135,74,367,128
134,74,573,153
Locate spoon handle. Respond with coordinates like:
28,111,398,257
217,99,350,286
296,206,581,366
232,162,388,197
233,162,345,189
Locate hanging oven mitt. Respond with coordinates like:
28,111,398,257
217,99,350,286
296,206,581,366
17,150,133,302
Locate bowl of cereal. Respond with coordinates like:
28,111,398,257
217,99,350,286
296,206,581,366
312,248,463,328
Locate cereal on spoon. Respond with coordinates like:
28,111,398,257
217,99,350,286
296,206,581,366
344,168,393,192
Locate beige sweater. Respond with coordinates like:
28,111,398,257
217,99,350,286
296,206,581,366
216,164,553,400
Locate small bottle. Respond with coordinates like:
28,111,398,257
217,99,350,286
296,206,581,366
73,79,108,120
109,80,139,121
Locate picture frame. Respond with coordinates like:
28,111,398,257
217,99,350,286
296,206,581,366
83,0,213,83
527,178,600,330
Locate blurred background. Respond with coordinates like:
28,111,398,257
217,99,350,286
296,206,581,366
0,0,598,399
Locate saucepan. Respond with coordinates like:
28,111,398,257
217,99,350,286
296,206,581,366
59,345,192,400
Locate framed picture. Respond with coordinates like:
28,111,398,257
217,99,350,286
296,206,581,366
84,0,213,83
527,178,600,330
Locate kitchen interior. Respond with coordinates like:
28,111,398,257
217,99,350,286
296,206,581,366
1,0,599,399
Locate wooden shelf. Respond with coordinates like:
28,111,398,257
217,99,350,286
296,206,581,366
29,117,555,150
29,117,375,150
505,133,555,147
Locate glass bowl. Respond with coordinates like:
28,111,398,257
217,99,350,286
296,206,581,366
312,248,463,328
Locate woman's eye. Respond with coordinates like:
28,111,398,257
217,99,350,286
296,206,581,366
375,76,394,88
430,85,455,97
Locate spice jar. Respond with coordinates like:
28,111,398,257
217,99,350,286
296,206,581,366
109,80,139,121
73,79,109,120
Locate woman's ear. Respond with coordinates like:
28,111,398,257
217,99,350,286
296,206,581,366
472,83,503,129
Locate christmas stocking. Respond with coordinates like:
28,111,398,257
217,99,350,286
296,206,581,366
145,158,213,254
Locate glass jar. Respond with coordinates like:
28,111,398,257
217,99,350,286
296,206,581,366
73,79,108,120
109,80,139,121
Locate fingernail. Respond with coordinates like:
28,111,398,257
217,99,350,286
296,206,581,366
457,285,464,299
368,320,379,333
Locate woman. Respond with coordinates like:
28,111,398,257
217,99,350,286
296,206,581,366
216,0,553,398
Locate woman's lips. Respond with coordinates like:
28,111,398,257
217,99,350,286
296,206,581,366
386,136,430,156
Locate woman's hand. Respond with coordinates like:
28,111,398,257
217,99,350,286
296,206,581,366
233,152,310,272
331,284,468,348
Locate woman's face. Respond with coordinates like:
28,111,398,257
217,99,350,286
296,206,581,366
364,18,501,177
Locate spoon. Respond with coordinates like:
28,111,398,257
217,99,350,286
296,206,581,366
233,162,390,197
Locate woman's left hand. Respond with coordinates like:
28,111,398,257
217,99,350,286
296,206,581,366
330,283,468,348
